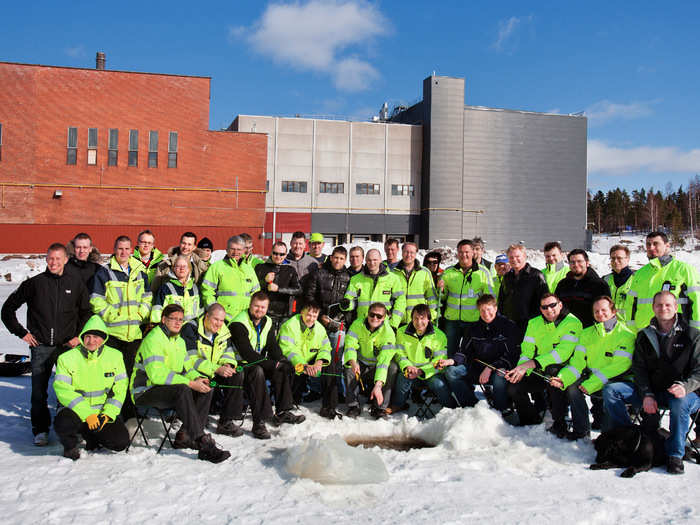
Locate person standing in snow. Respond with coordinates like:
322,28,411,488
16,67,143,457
66,232,101,286
602,244,635,323
255,241,302,334
542,241,569,293
1,243,92,446
382,238,401,271
554,249,610,328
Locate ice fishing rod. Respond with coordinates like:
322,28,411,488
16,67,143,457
475,357,555,385
293,362,343,377
209,380,243,389
235,358,266,372
474,358,507,376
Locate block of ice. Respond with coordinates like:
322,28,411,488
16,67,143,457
285,434,389,485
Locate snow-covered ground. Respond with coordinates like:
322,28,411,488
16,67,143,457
1,235,699,524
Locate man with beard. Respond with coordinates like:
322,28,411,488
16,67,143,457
555,248,610,328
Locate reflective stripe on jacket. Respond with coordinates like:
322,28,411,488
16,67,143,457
392,262,439,323
278,314,332,367
519,312,582,372
184,316,237,378
442,263,493,322
150,275,202,324
342,267,406,328
395,323,447,380
343,318,396,383
201,257,260,322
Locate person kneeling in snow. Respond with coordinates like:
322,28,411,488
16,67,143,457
130,304,230,463
53,315,129,460
279,301,340,419
440,294,520,412
390,304,454,411
343,302,399,419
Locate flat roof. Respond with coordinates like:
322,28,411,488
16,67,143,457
464,104,586,119
0,60,211,80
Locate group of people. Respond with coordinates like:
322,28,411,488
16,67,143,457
2,229,699,474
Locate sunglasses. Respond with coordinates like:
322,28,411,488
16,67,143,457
540,302,559,310
272,252,286,256
368,312,385,319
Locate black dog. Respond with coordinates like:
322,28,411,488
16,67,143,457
590,425,666,478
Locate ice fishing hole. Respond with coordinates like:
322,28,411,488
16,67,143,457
344,434,436,451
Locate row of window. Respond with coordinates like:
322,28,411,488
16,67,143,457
66,127,179,168
279,182,415,196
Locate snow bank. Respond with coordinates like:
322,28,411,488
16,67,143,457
285,434,389,484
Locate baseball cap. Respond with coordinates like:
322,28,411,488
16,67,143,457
309,233,324,243
495,254,508,264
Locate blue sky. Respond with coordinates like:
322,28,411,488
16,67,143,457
2,0,699,192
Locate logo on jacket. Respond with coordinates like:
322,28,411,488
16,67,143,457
424,347,433,360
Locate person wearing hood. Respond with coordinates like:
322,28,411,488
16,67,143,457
133,230,165,289
438,239,494,358
196,237,214,271
542,241,569,293
554,249,611,328
2,243,92,446
624,231,700,331
53,315,129,460
603,244,635,323
392,242,439,326
201,235,260,324
152,232,209,292
150,255,202,325
341,249,405,329
254,241,302,334
505,293,582,427
66,233,102,285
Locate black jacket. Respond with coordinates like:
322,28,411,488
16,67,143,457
254,261,301,319
497,263,549,335
555,267,611,328
65,256,101,286
455,313,520,375
1,269,92,347
632,317,700,397
303,259,351,319
229,314,283,363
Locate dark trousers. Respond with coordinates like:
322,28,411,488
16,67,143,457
293,360,339,410
344,361,398,410
135,385,212,440
245,359,296,423
507,374,549,425
108,337,142,420
215,372,245,421
549,381,591,434
54,408,129,451
30,344,61,435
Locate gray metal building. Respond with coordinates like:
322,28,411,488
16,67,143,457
232,74,588,251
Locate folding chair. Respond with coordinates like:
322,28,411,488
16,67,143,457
414,388,439,421
126,405,177,454
685,410,700,463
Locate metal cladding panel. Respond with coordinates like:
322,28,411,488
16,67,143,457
311,213,420,234
461,107,587,251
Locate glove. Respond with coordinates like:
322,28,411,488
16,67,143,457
86,413,110,431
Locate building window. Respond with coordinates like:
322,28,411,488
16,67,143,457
148,131,158,168
108,129,118,166
128,129,138,167
282,181,307,193
356,183,380,195
87,128,98,165
391,184,415,196
67,127,78,165
168,131,178,168
320,182,344,194
266,180,269,192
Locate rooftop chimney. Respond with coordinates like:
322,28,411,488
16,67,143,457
96,52,106,70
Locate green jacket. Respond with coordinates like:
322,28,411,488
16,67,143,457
90,256,152,342
130,324,201,401
442,263,493,322
519,311,582,372
343,318,396,383
395,323,447,380
279,314,332,367
244,253,265,269
342,266,406,328
392,262,439,323
625,256,700,331
132,247,165,289
201,257,261,322
150,275,202,324
53,316,127,421
604,271,635,322
543,262,569,293
558,318,636,392
184,316,237,378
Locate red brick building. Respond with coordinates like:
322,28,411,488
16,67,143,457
0,58,267,254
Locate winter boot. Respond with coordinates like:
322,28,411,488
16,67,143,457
173,428,196,449
63,447,80,460
274,410,306,425
196,434,231,463
546,421,568,439
252,421,271,440
217,419,244,437
346,405,361,418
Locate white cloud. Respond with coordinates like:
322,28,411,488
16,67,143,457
588,139,700,175
233,0,388,92
64,46,85,58
585,99,656,125
492,15,532,52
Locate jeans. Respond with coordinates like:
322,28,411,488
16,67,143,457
31,344,60,435
391,371,455,408
603,381,700,458
444,364,510,410
444,320,471,359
